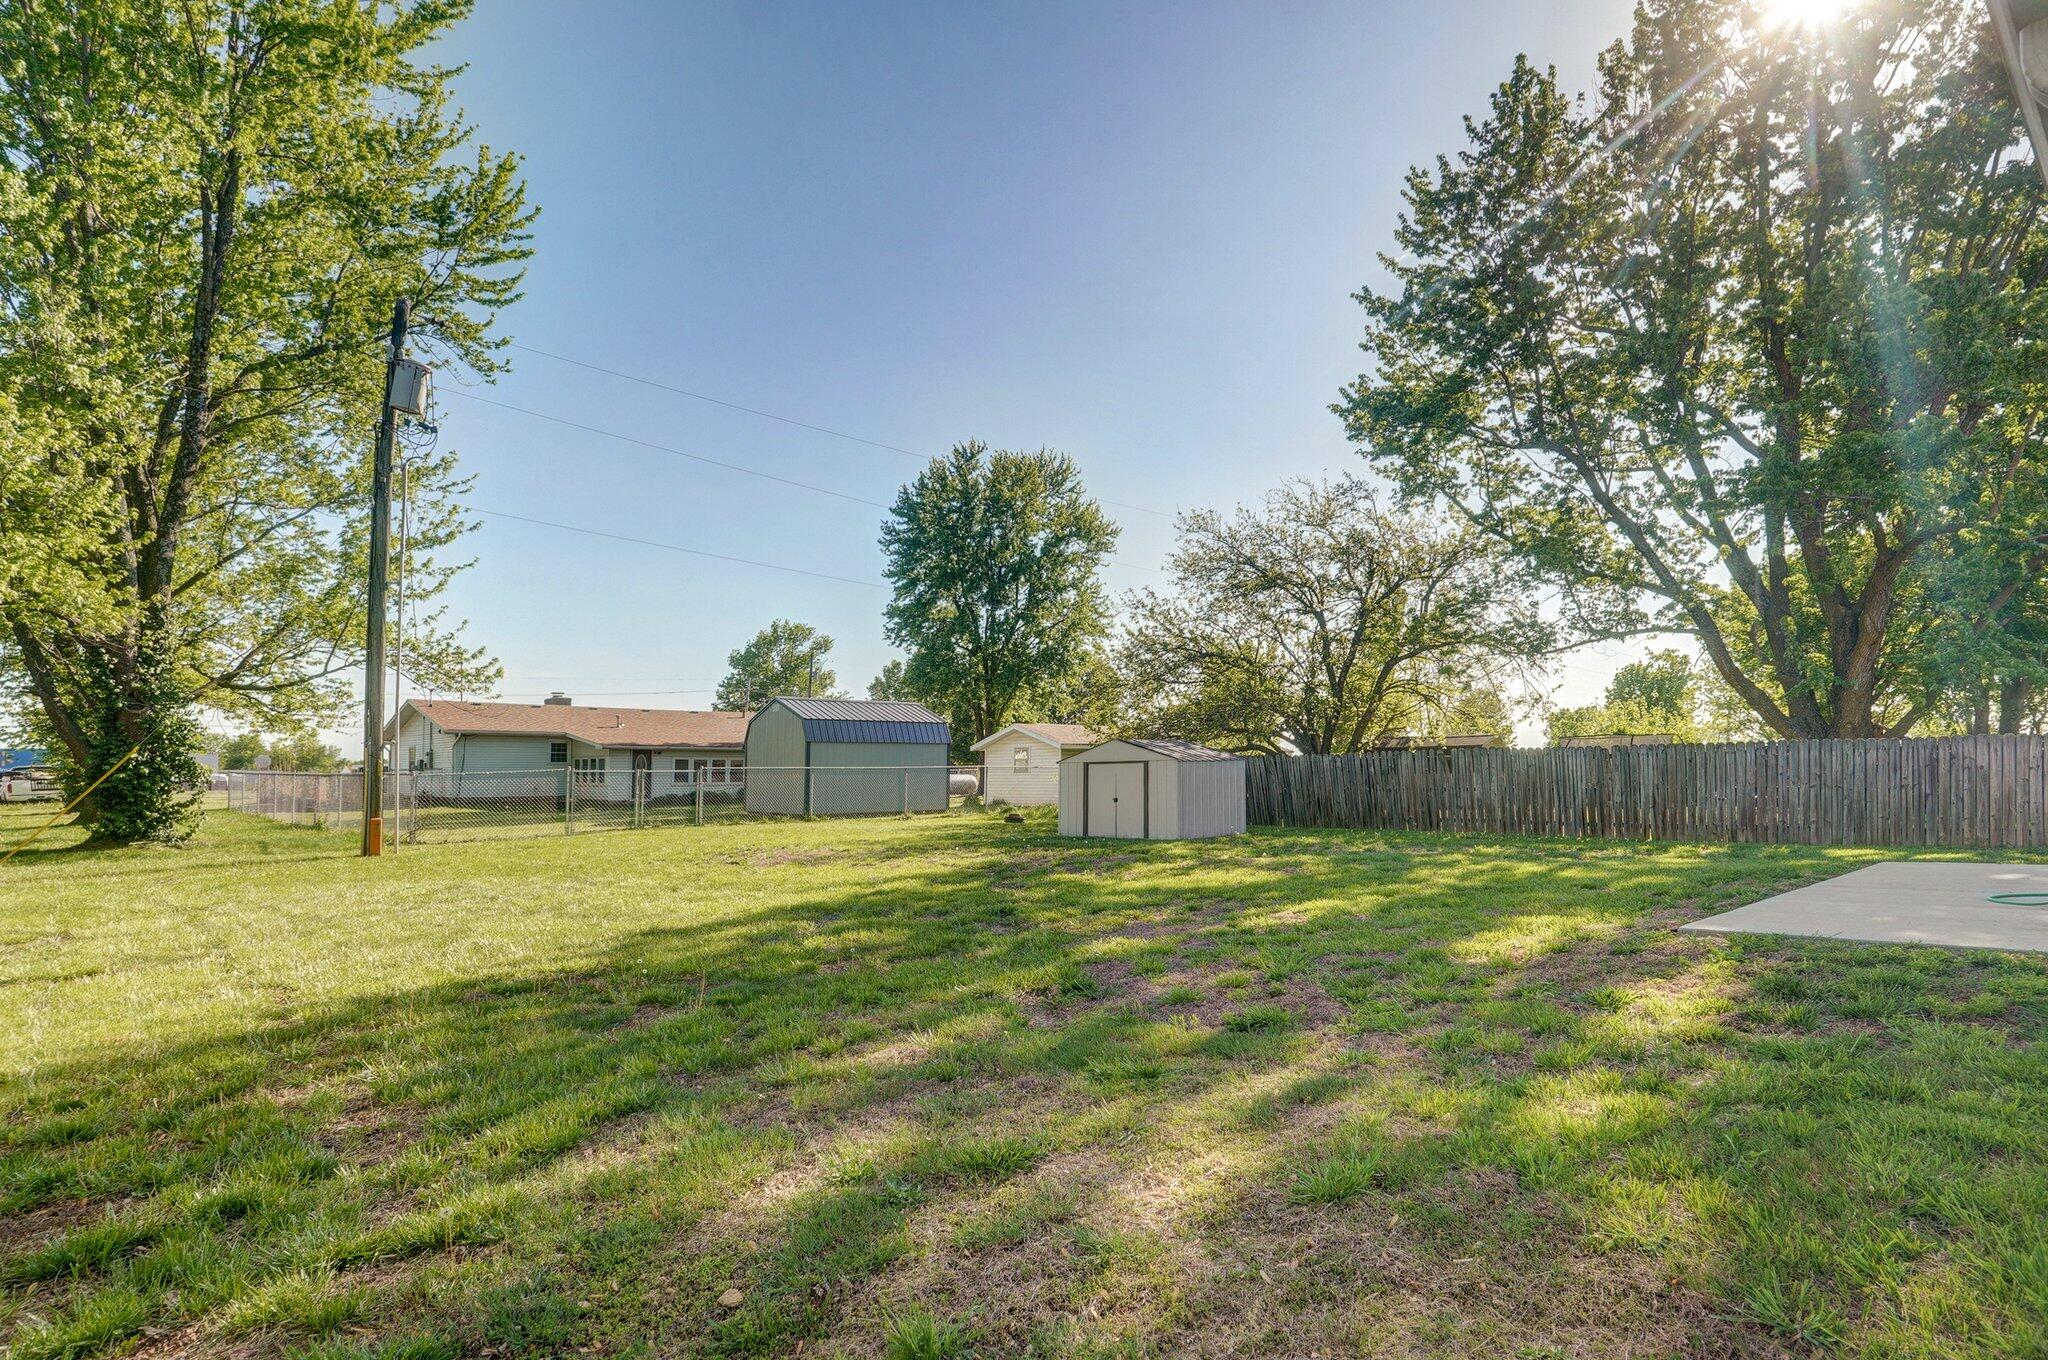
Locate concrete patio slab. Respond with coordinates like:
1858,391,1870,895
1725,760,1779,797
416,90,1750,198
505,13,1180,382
1681,861,2048,954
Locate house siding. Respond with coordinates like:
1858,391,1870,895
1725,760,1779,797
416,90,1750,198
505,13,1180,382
983,732,1064,806
397,711,457,772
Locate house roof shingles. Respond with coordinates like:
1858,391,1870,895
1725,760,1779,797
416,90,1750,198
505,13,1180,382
1016,723,1099,747
972,722,1100,751
401,699,747,749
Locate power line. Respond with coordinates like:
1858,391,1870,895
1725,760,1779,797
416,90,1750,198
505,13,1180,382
491,687,721,698
472,506,888,589
453,393,1164,578
444,388,892,510
505,341,1176,521
509,342,930,460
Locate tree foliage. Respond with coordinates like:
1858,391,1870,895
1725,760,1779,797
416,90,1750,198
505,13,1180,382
716,620,840,710
866,658,920,703
216,731,266,771
1116,479,1551,754
1548,648,1771,743
881,441,1118,756
1342,0,2048,738
0,0,531,838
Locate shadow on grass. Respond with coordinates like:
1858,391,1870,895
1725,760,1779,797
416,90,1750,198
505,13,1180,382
2,818,2045,1358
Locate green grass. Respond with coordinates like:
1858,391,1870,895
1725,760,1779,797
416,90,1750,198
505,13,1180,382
3,802,2046,1358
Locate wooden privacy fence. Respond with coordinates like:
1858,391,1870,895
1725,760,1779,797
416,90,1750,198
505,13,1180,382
1246,736,2048,849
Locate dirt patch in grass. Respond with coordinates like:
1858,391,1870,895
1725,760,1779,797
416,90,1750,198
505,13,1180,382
1151,967,1349,1034
317,1091,429,1169
1083,957,1162,1005
801,1110,1779,1360
1509,905,1713,1000
742,847,844,868
0,1195,118,1258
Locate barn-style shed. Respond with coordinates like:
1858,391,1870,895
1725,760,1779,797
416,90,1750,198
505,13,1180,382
744,697,951,816
1057,739,1246,840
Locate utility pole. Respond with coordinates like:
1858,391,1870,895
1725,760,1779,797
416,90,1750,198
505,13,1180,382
361,298,410,856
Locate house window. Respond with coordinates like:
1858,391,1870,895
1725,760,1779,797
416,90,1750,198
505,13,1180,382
1013,746,1031,773
673,757,691,783
549,741,568,764
572,756,606,786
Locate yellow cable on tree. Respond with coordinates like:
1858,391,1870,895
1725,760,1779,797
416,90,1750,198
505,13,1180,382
0,746,143,864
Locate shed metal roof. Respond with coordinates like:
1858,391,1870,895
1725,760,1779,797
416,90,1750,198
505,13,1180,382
1122,738,1238,762
766,697,950,746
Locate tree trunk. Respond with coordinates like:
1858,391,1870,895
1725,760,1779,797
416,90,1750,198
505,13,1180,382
2000,677,2033,735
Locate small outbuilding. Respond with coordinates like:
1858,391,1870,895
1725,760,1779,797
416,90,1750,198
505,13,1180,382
1058,738,1246,840
970,722,1099,806
745,697,951,816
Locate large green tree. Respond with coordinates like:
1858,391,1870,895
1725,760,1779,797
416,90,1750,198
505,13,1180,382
0,0,530,839
715,620,840,710
1342,0,2048,739
881,441,1118,756
1116,479,1551,755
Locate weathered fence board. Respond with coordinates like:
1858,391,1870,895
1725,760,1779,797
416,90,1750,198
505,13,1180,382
1244,736,2048,849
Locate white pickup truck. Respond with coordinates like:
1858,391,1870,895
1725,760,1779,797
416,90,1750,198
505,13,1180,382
1,771,57,801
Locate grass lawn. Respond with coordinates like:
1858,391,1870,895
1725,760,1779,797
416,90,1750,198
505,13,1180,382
2,803,2045,1359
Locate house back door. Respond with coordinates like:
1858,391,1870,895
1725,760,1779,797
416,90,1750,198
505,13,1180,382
1085,763,1144,839
632,751,652,805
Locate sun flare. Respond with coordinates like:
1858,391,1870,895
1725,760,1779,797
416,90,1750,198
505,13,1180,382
1765,0,1853,30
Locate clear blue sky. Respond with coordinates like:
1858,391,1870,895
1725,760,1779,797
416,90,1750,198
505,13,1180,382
346,1,1650,746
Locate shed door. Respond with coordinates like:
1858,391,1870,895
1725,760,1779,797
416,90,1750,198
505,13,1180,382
1086,762,1145,838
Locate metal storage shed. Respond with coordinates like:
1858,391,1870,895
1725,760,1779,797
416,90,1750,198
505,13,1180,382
1058,739,1246,840
744,697,952,816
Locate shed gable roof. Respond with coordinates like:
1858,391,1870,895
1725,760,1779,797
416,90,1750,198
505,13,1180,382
1122,738,1238,762
760,697,950,746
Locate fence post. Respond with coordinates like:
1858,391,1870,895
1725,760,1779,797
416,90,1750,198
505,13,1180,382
806,767,815,817
565,768,575,835
903,768,910,816
695,780,704,825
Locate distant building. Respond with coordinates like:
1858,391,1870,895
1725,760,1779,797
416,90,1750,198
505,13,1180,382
971,722,1100,806
1553,732,1675,749
389,695,749,801
1370,733,1509,750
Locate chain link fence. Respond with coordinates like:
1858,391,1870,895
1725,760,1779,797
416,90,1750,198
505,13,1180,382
225,766,987,845
224,770,403,830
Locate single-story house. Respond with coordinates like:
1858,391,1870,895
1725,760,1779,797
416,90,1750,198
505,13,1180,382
970,722,1099,806
390,694,749,803
745,697,951,816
